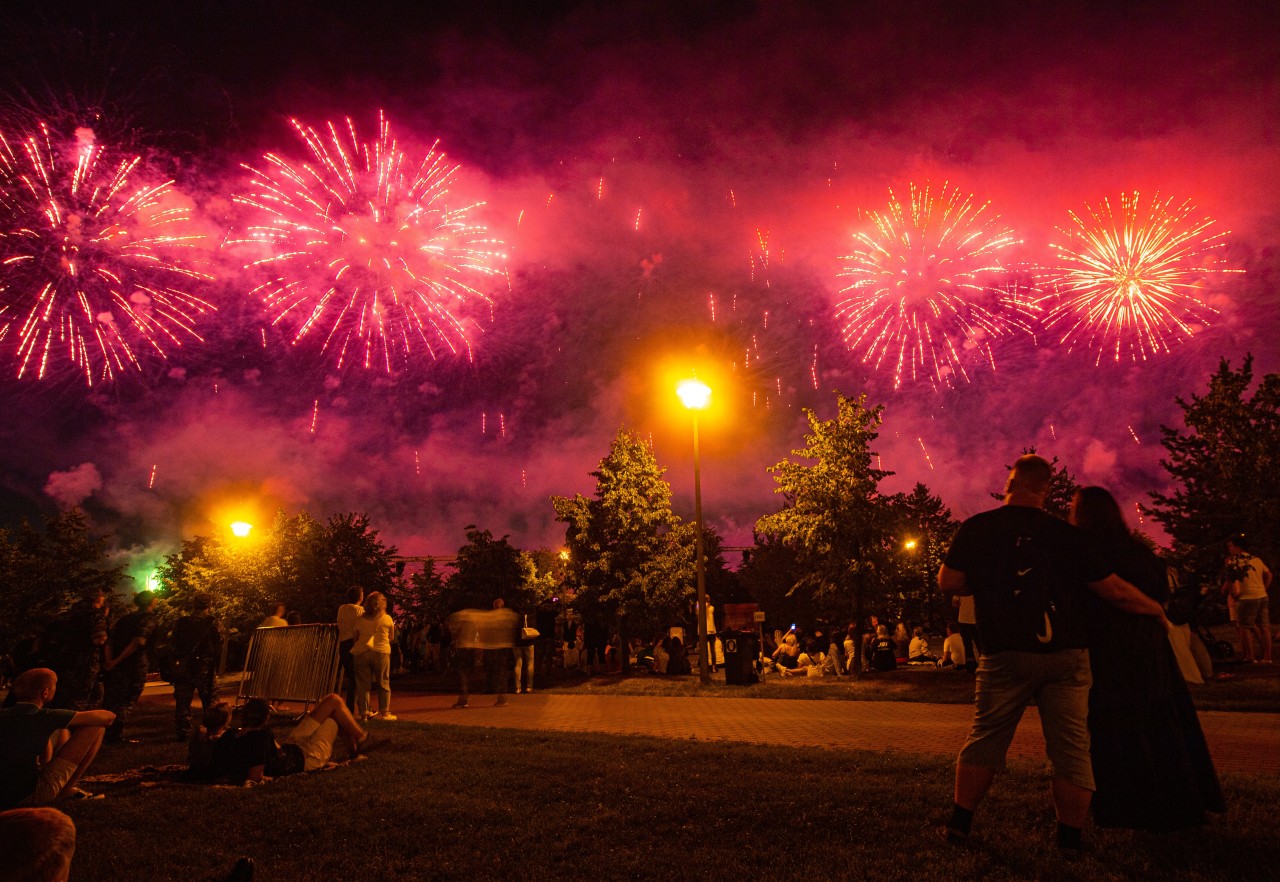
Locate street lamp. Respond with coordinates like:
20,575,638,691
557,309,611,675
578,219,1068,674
677,377,712,685
230,521,254,538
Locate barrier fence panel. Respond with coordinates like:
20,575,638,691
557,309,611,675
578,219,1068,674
238,623,341,708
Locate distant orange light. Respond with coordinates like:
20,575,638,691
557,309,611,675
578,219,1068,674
230,521,254,538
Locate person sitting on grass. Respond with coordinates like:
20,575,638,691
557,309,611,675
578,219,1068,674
0,668,115,809
779,639,821,676
0,806,76,882
183,701,233,782
867,625,897,672
772,633,801,673
209,694,369,784
940,622,967,670
908,627,940,665
666,636,692,675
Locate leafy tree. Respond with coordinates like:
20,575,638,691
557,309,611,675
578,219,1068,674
553,429,702,650
1148,356,1280,581
754,393,899,676
387,558,450,628
0,509,124,654
887,483,959,629
738,535,822,632
448,526,540,611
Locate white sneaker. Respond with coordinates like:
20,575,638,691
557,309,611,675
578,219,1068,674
376,713,397,721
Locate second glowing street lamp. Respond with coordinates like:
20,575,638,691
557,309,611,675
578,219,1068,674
677,378,712,685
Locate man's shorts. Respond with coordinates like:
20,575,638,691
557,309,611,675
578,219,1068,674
19,758,78,806
1237,597,1270,628
286,716,339,771
957,648,1095,791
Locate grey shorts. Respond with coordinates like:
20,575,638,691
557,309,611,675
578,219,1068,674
957,648,1095,791
19,757,78,806
1237,597,1270,628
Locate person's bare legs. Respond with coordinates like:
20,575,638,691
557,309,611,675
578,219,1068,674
307,693,366,754
1256,622,1273,662
1239,623,1257,662
51,727,107,798
1050,778,1092,828
953,761,996,811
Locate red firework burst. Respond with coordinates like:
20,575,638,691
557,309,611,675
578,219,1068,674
835,182,1031,390
0,124,213,386
233,113,504,373
1045,192,1232,363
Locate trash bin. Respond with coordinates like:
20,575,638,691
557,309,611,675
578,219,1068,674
721,630,759,685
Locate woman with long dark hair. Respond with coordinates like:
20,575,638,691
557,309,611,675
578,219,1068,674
1070,486,1224,830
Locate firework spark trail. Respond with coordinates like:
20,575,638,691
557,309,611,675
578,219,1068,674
918,437,935,470
1128,425,1141,444
835,181,1033,390
1044,192,1232,364
0,123,213,386
233,112,503,373
148,464,156,490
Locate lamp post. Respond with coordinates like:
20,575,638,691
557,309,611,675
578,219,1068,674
677,377,712,685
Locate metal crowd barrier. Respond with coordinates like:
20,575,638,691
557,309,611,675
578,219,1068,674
237,623,341,708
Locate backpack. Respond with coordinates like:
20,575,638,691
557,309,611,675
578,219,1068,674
980,529,1069,653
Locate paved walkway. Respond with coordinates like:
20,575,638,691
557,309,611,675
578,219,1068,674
390,692,1280,777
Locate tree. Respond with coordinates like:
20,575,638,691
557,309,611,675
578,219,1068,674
754,393,900,676
552,429,700,648
1148,356,1280,581
387,558,450,628
448,526,540,611
888,483,959,629
0,509,124,655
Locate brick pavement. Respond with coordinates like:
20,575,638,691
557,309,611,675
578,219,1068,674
390,692,1280,777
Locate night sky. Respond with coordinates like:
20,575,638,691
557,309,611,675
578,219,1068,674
1,1,1278,578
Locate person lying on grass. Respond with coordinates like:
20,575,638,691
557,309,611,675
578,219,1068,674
0,668,115,809
209,694,369,784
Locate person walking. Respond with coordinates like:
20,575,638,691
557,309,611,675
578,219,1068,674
1222,536,1273,664
102,593,159,744
335,587,364,711
513,610,537,694
937,454,1168,853
351,592,395,721
167,593,224,741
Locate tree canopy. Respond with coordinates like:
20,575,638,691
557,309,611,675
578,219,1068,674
1148,356,1280,580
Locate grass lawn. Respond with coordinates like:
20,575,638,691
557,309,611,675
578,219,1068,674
66,703,1280,882
394,658,1280,713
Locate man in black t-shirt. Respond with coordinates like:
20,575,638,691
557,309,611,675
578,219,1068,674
938,455,1168,853
102,593,158,744
167,594,224,741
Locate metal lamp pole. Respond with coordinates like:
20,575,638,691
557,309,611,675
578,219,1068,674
677,378,712,686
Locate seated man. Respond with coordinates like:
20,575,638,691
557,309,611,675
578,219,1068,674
0,669,115,810
0,806,76,882
210,694,368,784
867,625,898,672
183,701,233,782
940,622,967,670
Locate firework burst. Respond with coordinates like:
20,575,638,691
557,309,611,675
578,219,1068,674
0,123,213,386
1044,192,1230,363
233,113,504,373
835,182,1030,390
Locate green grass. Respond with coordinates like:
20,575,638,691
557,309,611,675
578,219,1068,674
66,703,1280,882
394,659,1280,712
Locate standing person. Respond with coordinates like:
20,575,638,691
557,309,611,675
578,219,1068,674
335,587,364,711
167,594,224,741
513,610,537,694
953,594,980,673
351,592,395,721
485,599,515,705
259,603,288,629
1222,536,1273,664
47,590,109,711
937,454,1168,853
0,668,115,809
446,611,480,709
1070,487,1225,829
101,592,159,744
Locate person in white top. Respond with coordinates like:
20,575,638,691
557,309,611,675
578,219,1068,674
335,587,365,710
351,591,396,720
940,622,966,670
259,603,288,629
1223,537,1273,664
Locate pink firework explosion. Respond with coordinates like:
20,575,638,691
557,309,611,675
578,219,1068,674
1044,192,1233,364
835,182,1033,390
0,124,213,386
234,113,504,373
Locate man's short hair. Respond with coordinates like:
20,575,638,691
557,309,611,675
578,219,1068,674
192,593,213,611
240,698,271,728
11,669,56,703
0,807,76,882
347,586,365,604
1009,454,1053,495
202,701,233,733
134,592,155,608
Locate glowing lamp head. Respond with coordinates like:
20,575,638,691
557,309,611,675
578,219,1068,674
230,521,254,538
677,378,712,411
904,539,918,550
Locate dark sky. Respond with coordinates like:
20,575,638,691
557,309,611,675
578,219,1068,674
1,0,1278,581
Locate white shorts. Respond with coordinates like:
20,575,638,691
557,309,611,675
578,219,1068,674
286,716,338,771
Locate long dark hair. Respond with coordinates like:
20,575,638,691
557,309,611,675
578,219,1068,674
1069,486,1131,544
